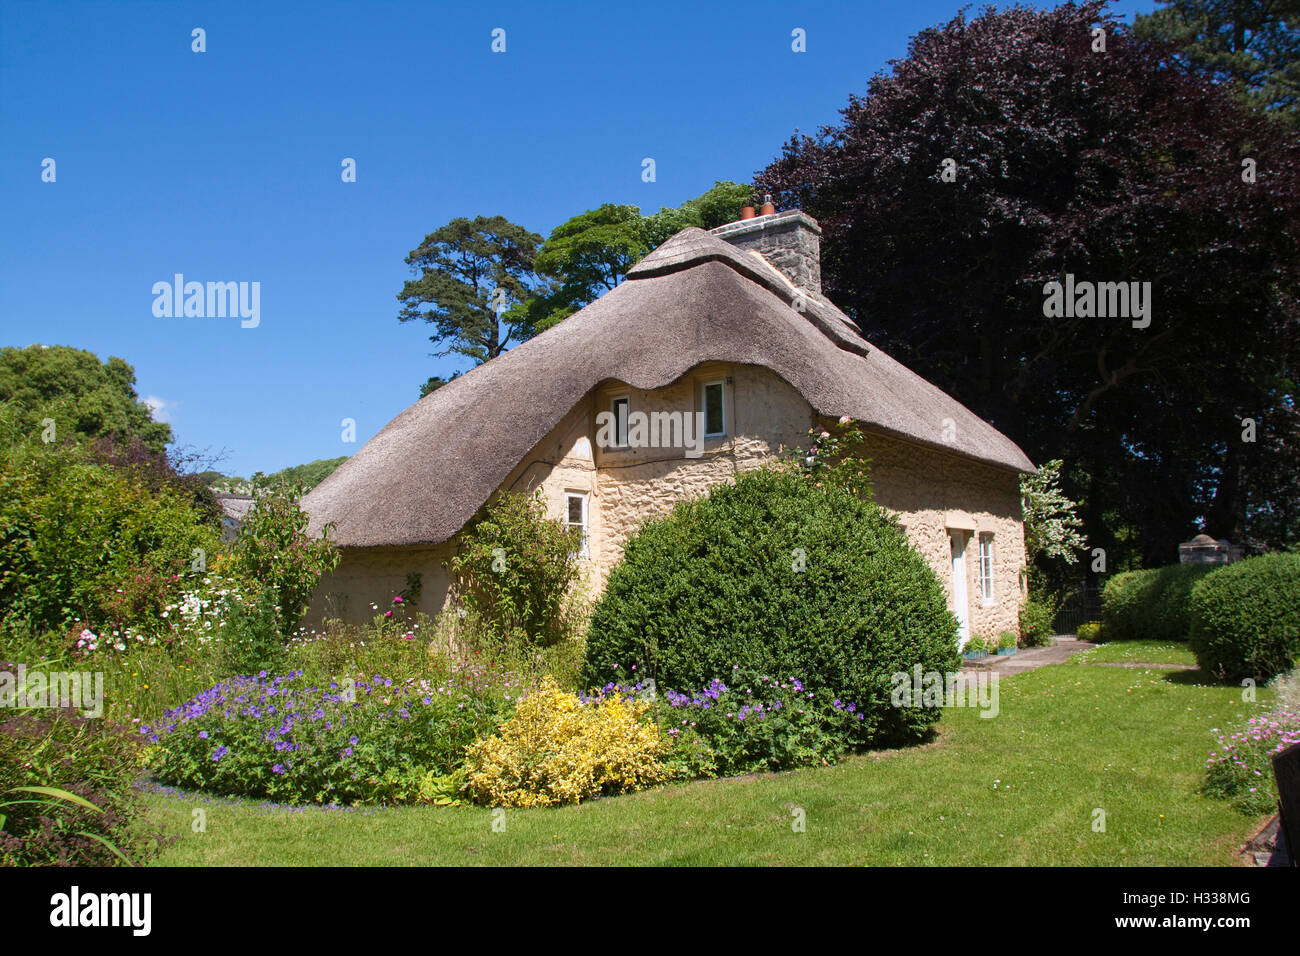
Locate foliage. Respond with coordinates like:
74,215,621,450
429,604,587,691
584,469,959,746
997,630,1019,650
1135,0,1300,127
144,665,515,805
1188,553,1300,681
1018,596,1057,647
0,411,222,639
1076,620,1103,642
757,1,1300,562
517,204,649,334
0,345,171,453
214,586,288,679
1204,708,1300,814
225,482,340,639
648,669,872,777
448,491,584,649
1020,459,1086,569
781,415,873,499
464,677,665,807
964,634,989,654
1101,564,1219,642
397,215,544,367
210,457,348,496
0,701,163,865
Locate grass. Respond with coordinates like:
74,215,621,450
145,657,1270,866
1067,639,1198,668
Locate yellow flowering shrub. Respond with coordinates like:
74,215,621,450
465,677,666,807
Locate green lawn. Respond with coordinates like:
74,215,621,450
146,658,1268,866
1067,639,1199,667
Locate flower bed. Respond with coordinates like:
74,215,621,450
597,668,872,779
143,664,516,805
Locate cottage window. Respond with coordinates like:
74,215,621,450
611,396,630,448
565,492,589,559
703,380,726,437
978,533,995,604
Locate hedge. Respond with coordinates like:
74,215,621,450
582,469,960,746
1100,563,1218,642
1189,553,1300,682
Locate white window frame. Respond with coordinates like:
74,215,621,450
565,491,589,559
978,532,995,605
610,395,630,449
702,379,726,438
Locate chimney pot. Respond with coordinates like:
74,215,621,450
760,195,776,216
740,205,756,219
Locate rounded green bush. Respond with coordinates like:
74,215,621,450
1076,620,1102,642
1188,553,1300,682
1100,564,1217,642
583,469,960,745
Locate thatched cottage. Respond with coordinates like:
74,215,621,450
303,208,1035,643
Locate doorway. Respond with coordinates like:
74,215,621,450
949,531,970,645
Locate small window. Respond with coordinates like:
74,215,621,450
703,380,726,437
565,492,588,559
611,396,630,448
978,533,995,604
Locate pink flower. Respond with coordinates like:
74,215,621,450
384,610,393,618
838,414,851,424
393,596,403,604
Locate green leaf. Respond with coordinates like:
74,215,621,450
11,785,103,813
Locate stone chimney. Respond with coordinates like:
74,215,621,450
710,204,822,298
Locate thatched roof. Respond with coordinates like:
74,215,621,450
304,226,1034,547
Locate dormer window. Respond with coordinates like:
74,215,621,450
703,380,726,437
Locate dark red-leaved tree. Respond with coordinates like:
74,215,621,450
757,0,1300,570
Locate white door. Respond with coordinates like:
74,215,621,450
950,531,970,645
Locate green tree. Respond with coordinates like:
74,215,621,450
0,345,172,453
513,181,756,334
758,2,1300,563
1136,0,1300,125
397,216,544,369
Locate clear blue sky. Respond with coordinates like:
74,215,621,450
0,0,1156,478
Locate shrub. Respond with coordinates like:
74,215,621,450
464,677,665,807
214,586,288,679
583,469,959,746
1188,554,1300,682
0,698,163,866
1204,710,1300,815
997,630,1018,650
1018,596,1057,647
449,491,584,649
1076,620,1103,642
1100,564,1218,642
144,665,515,805
964,634,989,654
649,668,869,777
0,423,221,640
226,483,340,639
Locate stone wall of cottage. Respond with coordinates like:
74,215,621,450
309,363,1027,640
